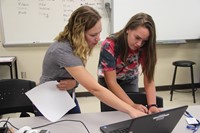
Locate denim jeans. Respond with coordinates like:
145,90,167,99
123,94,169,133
98,76,139,93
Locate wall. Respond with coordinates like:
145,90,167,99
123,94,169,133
155,42,200,86
1,29,200,92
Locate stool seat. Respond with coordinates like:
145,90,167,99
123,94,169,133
173,60,195,67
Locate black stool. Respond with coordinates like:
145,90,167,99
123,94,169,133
170,60,196,103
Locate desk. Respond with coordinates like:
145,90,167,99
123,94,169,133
0,56,18,79
0,106,199,133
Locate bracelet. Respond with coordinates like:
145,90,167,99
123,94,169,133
147,104,158,109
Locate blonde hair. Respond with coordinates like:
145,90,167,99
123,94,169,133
55,6,101,64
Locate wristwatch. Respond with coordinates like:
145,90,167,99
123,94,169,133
147,104,158,109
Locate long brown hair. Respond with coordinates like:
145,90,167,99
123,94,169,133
110,12,157,82
55,6,101,64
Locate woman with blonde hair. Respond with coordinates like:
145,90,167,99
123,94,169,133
37,6,147,118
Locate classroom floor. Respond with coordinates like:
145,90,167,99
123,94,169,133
1,89,200,118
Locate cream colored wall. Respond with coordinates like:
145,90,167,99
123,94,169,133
0,40,47,83
155,42,200,86
1,34,200,92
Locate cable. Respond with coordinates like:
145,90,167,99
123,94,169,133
1,119,91,133
0,120,19,130
32,119,90,133
1,118,16,133
3,117,10,128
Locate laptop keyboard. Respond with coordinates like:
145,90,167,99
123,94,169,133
109,127,129,133
100,119,132,133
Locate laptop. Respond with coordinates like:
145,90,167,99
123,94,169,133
100,105,188,133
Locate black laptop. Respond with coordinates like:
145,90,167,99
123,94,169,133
100,105,188,133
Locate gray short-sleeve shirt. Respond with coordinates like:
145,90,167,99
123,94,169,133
40,41,83,84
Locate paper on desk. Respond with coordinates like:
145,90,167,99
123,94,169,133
25,81,76,122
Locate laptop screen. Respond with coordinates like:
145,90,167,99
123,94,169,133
100,105,188,133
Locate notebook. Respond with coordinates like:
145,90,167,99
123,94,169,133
100,105,188,133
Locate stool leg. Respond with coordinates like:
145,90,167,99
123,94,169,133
14,60,18,79
170,66,177,101
9,64,13,79
190,66,196,103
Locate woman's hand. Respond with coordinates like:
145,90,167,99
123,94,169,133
132,104,148,114
129,107,147,118
56,79,77,91
148,106,162,114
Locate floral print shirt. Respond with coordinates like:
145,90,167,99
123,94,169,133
98,38,145,80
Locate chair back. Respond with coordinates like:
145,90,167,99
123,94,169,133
101,92,164,112
0,79,36,117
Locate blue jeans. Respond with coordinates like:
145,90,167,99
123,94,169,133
98,76,139,93
34,98,81,116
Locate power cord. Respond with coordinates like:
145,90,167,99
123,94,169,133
0,119,91,133
0,117,13,133
3,117,10,128
32,119,90,133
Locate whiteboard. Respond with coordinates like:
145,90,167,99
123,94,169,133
112,0,200,42
0,0,109,46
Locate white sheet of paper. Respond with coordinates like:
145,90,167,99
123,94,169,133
25,81,76,122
